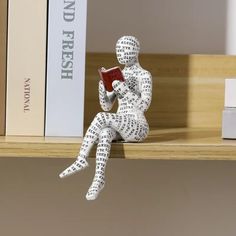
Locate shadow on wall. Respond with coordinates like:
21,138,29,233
140,54,190,129
84,52,191,129
83,52,236,157
84,53,190,130
83,52,191,154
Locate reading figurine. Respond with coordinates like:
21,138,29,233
59,35,152,200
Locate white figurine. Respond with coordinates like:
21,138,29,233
59,36,152,200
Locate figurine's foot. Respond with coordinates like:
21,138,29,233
86,180,105,201
59,156,89,178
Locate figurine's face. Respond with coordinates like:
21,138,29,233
116,36,140,65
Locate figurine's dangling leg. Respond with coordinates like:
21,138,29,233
86,127,117,200
59,112,112,178
59,112,148,178
59,119,101,178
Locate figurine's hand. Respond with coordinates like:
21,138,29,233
99,80,116,111
112,80,129,99
99,80,107,98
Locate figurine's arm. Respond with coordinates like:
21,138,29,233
112,71,152,112
99,80,116,111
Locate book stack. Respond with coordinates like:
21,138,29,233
0,0,87,137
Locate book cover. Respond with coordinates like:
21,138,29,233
6,0,47,136
45,0,87,137
98,66,124,92
0,0,7,136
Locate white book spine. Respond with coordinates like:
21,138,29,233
45,0,87,137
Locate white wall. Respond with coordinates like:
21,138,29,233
86,0,228,54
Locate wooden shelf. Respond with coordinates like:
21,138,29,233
1,54,236,160
0,128,236,160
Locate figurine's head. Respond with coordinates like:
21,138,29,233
116,36,140,65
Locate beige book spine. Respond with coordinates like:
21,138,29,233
0,0,8,136
6,0,47,136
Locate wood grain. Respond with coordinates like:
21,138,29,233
2,53,236,160
0,128,236,160
84,53,236,129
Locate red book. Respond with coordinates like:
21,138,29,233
98,66,124,92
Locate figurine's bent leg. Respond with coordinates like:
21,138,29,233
86,127,117,200
59,112,148,178
59,112,114,178
90,112,149,142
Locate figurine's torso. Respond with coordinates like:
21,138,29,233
117,65,149,125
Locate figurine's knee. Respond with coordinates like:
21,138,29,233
93,112,106,123
99,128,115,143
93,112,114,129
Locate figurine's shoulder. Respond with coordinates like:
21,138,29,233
137,67,152,80
122,65,152,81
